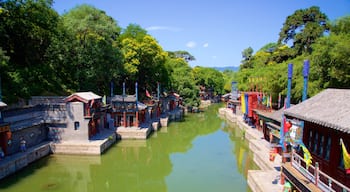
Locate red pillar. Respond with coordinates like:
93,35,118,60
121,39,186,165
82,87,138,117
123,112,127,127
135,111,139,127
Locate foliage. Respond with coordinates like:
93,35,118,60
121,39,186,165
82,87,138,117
167,50,196,62
240,47,254,69
60,4,122,95
311,33,350,89
0,0,60,102
166,58,199,107
235,7,349,105
120,25,169,96
278,6,329,55
192,66,225,95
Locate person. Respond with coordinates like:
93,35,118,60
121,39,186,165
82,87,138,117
0,147,4,159
20,137,26,152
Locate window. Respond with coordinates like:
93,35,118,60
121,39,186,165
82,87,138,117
325,137,331,161
319,135,324,156
74,121,80,130
313,132,319,153
308,130,313,148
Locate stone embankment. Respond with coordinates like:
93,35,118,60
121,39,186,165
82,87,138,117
218,108,283,192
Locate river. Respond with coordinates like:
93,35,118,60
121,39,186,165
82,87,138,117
0,104,259,192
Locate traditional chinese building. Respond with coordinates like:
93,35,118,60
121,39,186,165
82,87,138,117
0,101,10,156
281,89,350,192
62,92,103,141
110,95,148,128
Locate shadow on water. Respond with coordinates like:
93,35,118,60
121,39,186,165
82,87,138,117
0,104,258,192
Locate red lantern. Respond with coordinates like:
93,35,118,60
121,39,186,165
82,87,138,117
284,121,292,133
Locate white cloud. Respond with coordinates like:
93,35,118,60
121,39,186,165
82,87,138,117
203,43,209,48
186,41,197,48
146,26,182,32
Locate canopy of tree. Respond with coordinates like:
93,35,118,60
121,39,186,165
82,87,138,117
0,0,224,107
236,7,350,104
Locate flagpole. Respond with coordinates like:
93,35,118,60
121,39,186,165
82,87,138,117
302,60,310,102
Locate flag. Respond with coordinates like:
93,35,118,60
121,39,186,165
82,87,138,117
300,143,312,167
146,89,152,98
278,93,281,109
241,92,246,114
340,138,350,174
102,95,106,106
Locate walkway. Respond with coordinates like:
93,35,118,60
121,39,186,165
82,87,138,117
219,108,283,192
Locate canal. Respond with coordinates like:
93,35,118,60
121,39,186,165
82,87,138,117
0,104,259,192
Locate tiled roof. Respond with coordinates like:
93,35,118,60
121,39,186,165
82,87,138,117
0,101,7,108
284,89,350,133
65,92,101,103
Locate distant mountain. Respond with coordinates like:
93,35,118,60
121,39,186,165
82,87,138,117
212,66,239,72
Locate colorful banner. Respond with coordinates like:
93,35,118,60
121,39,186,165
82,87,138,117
340,139,350,174
241,92,246,114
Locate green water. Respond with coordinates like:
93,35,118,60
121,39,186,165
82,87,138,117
0,104,259,192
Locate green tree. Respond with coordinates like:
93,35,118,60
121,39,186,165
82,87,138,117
192,66,225,95
278,6,329,55
61,4,122,95
166,58,199,107
311,33,350,89
240,47,254,69
120,26,169,95
167,50,196,62
0,0,60,101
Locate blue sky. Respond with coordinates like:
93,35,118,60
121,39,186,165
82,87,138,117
53,0,350,68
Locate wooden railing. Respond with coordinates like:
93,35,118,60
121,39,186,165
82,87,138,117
291,150,350,192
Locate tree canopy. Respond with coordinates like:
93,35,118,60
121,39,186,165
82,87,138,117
278,6,329,55
236,8,350,104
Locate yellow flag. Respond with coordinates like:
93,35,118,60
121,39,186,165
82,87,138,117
341,139,350,174
241,92,246,114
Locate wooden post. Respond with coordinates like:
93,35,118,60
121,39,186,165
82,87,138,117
135,111,139,127
315,162,319,186
123,112,127,127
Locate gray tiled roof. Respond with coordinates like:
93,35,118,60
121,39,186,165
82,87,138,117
0,101,7,108
284,89,350,133
111,95,136,102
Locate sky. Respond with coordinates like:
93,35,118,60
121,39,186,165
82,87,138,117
52,0,350,68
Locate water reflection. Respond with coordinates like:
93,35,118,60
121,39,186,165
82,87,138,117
0,104,258,192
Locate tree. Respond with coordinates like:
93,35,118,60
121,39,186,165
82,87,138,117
331,15,350,35
311,33,350,89
167,50,196,62
166,58,199,107
0,0,61,100
240,47,254,69
120,25,169,96
192,66,225,95
278,6,329,55
61,4,122,95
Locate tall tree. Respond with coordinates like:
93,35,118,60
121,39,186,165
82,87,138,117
0,0,60,101
240,47,254,69
120,25,168,95
278,6,329,55
61,4,122,94
166,58,199,107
